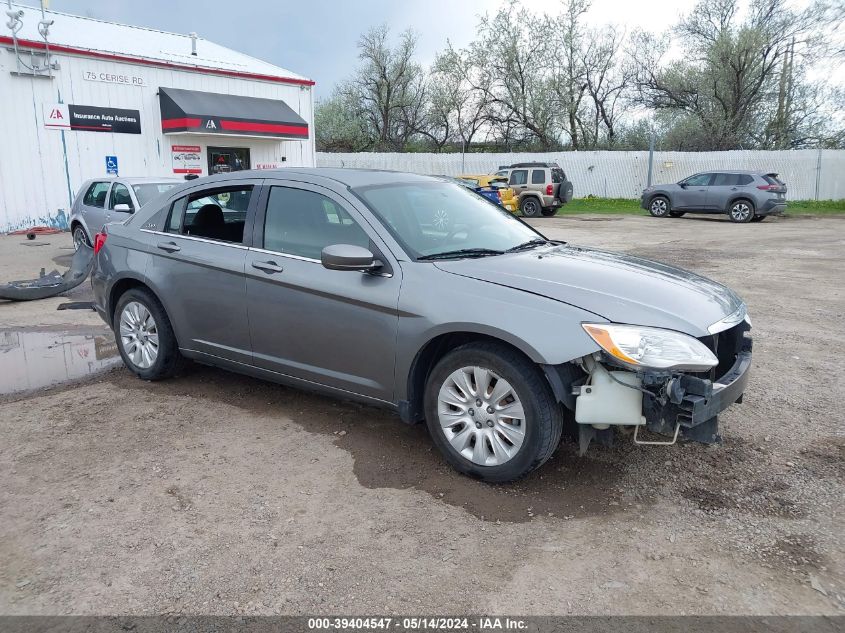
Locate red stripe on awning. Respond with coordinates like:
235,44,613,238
162,117,202,129
220,120,309,136
173,168,203,174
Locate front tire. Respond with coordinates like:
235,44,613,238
648,196,670,217
728,200,755,223
424,342,564,482
114,288,184,380
520,197,542,218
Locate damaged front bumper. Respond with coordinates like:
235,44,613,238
0,244,94,301
557,320,752,452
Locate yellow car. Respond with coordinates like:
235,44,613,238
459,174,518,213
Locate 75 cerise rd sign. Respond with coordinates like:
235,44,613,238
83,70,145,87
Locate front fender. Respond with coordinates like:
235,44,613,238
394,265,603,402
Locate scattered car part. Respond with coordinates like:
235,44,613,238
0,244,93,301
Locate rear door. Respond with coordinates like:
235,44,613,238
509,169,529,197
709,173,741,211
675,173,713,210
244,180,401,401
80,181,112,233
143,180,261,365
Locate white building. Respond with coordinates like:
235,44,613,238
0,2,315,232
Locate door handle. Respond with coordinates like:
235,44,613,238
252,260,284,274
731,187,738,191
157,241,181,253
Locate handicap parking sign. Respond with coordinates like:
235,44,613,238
106,155,118,175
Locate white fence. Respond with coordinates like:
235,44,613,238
317,149,845,200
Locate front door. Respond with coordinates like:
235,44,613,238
245,181,401,402
208,147,251,175
144,181,260,365
675,173,713,210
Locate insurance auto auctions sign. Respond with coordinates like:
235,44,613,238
43,103,141,134
171,145,203,174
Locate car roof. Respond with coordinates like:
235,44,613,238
695,170,772,175
176,168,442,189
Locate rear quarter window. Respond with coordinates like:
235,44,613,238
737,174,753,185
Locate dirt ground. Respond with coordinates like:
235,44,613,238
0,214,843,616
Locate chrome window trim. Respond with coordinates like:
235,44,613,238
708,304,747,334
139,228,249,250
248,246,320,264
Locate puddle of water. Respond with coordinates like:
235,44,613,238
0,330,121,395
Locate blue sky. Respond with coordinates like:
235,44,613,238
20,0,702,97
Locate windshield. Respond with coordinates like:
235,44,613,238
354,182,543,260
133,183,178,207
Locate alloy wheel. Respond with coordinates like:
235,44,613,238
437,366,526,466
119,301,160,369
731,202,752,222
650,199,668,216
73,227,89,250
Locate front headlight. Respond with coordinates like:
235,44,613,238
582,323,718,372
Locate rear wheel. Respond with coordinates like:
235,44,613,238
114,288,185,381
648,196,670,217
540,208,558,217
520,197,542,218
424,342,564,482
728,200,755,223
72,225,90,250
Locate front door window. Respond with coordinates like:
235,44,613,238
208,147,251,175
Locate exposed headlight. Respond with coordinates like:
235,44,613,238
582,323,718,372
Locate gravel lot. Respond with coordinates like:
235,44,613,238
0,213,843,616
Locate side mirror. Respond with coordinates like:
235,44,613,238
679,183,688,189
113,203,133,213
321,244,381,272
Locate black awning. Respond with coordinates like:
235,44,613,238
159,87,309,139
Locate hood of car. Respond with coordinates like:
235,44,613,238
434,245,744,337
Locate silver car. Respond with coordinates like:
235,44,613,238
91,169,752,482
641,170,787,223
70,177,182,249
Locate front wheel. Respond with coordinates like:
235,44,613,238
520,197,542,218
114,288,185,381
648,196,670,217
424,342,564,482
728,200,755,223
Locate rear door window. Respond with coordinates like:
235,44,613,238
82,182,110,208
166,186,253,244
531,169,545,184
509,170,528,186
712,173,740,186
683,173,713,186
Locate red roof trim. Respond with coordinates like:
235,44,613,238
220,120,309,136
162,117,202,129
0,36,316,87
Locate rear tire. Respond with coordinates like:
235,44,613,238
520,197,542,218
114,288,185,381
72,225,90,250
728,200,755,223
540,208,558,217
424,342,564,483
648,196,670,217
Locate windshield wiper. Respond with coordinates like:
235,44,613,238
504,238,563,253
418,248,504,261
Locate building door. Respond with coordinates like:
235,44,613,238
208,147,251,175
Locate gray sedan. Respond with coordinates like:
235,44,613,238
90,169,752,482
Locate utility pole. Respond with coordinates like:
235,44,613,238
646,131,655,187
